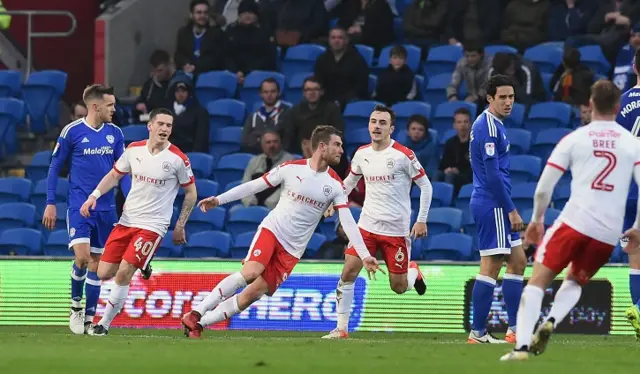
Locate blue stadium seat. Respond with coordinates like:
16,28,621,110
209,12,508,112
0,228,42,255
121,125,147,145
226,206,270,238
207,99,246,129
509,155,542,183
0,70,21,97
414,75,424,100
0,177,32,203
345,128,370,156
579,45,611,76
26,151,52,182
230,231,255,258
511,182,537,212
524,102,572,135
522,208,561,228
423,232,473,261
461,213,475,236
282,44,326,79
423,45,463,77
223,180,244,209
523,44,563,74
432,101,477,134
350,206,362,222
505,128,532,155
503,102,526,128
0,202,36,232
393,17,404,41
195,70,237,105
355,44,374,67
31,178,68,215
195,179,219,201
210,126,243,161
455,184,473,213
21,70,67,133
392,102,432,125
317,214,338,241
239,71,286,109
212,153,253,188
187,206,226,233
413,182,453,209
343,101,383,135
552,183,571,210
368,74,377,97
422,73,451,107
484,45,518,56
186,152,215,179
170,206,179,230
46,202,67,232
427,207,463,234
303,233,327,258
530,128,572,162
183,230,231,258
377,44,421,73
0,98,25,157
154,230,183,258
285,72,313,104
43,229,72,257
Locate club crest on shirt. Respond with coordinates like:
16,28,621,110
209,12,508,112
106,135,115,144
69,228,76,238
485,142,495,156
323,185,332,196
386,158,395,168
162,161,171,172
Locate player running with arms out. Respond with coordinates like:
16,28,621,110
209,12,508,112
500,80,640,361
80,108,197,336
321,105,433,339
468,74,527,344
43,84,131,334
181,125,384,339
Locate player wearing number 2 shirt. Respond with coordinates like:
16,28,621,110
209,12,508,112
182,126,383,339
501,80,640,361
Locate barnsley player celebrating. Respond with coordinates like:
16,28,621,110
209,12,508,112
182,125,383,338
468,75,527,344
500,80,640,361
80,108,197,336
321,105,433,339
44,85,130,334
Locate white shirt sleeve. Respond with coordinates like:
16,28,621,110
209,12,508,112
113,148,131,175
331,180,349,209
406,150,427,180
177,156,195,187
413,175,433,223
262,162,288,188
531,166,563,223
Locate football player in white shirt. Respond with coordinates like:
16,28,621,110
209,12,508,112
322,105,433,339
181,125,383,339
79,108,198,336
500,80,640,361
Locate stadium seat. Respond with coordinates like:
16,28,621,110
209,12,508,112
578,45,611,76
170,206,179,230
183,230,231,258
432,101,477,134
524,102,572,135
552,183,571,210
186,152,215,179
212,153,253,188
484,45,518,56
0,70,21,97
392,102,432,125
350,207,362,222
423,232,473,261
509,155,542,183
286,72,313,104
44,202,68,232
195,70,237,105
503,102,526,128
530,128,572,162
393,17,404,42
207,99,246,129
368,74,377,97
239,71,286,109
317,214,338,241
282,44,326,79
222,180,244,209
31,178,68,215
303,233,327,258
427,207,463,234
421,73,451,107
175,179,219,208
187,206,226,233
43,229,72,257
343,101,383,135
345,128,370,156
210,126,243,161
523,44,563,74
423,45,463,77
355,44,374,67
121,125,148,145
0,98,25,157
226,206,270,238
414,75,424,100
0,228,42,255
461,213,475,236
21,70,67,133
413,182,453,209
155,230,183,258
26,151,53,182
511,182,537,212
455,184,473,213
0,177,32,203
230,231,255,258
377,44,421,73
0,202,36,231
505,128,532,155
522,208,561,228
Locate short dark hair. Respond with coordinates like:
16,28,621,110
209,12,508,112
262,129,281,139
190,0,209,12
590,79,621,115
390,45,407,59
464,40,484,54
149,50,171,67
563,47,581,69
311,125,342,151
149,108,174,122
329,26,348,36
303,75,322,89
492,52,515,74
372,104,396,126
260,77,281,92
486,74,515,97
82,84,114,104
407,114,428,130
454,107,471,118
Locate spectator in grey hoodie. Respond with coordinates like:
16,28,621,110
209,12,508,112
447,40,491,103
241,78,290,153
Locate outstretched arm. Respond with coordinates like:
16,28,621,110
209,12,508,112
216,178,272,205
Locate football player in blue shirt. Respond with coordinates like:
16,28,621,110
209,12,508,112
468,75,526,344
43,85,130,335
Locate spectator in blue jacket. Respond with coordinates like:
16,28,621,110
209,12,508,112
547,0,597,41
614,23,640,91
399,114,435,177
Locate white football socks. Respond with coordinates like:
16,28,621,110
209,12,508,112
98,284,129,329
194,272,247,315
336,279,355,331
515,285,544,350
406,267,419,291
546,280,582,327
199,294,241,327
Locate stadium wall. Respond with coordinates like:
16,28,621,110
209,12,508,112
95,0,191,97
0,259,629,335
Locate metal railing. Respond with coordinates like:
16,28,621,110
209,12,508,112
0,10,77,76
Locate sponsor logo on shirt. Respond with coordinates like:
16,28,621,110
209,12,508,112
133,174,167,186
83,146,114,156
286,189,326,209
365,175,396,182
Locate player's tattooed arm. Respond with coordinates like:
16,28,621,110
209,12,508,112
176,183,197,228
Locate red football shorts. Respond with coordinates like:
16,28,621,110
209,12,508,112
534,221,614,285
244,227,299,296
101,225,163,270
344,228,410,274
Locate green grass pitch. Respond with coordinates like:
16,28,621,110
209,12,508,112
0,327,637,374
